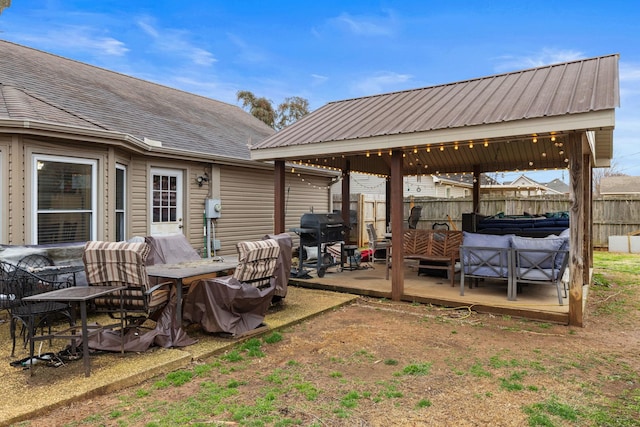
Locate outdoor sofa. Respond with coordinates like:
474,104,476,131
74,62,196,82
459,230,569,304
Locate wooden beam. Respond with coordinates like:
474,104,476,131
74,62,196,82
568,133,585,327
473,165,481,213
341,162,351,244
274,160,286,234
583,136,593,276
385,177,391,231
390,150,404,300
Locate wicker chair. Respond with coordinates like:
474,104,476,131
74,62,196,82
82,241,171,327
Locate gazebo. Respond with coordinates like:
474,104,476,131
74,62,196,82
251,54,620,326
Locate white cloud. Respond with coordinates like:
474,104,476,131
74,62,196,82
16,26,129,56
351,71,413,95
226,32,267,64
620,62,640,81
328,10,397,36
494,48,585,73
311,74,329,85
136,16,216,66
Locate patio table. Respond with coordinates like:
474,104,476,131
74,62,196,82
23,285,125,377
146,256,238,325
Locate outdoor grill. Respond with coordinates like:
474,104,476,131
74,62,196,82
291,212,347,277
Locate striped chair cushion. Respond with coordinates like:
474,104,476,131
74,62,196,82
83,241,161,310
233,239,281,287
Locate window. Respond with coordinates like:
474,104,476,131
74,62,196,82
152,173,178,222
33,156,97,244
115,164,126,241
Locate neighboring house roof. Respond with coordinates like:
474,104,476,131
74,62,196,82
599,176,640,195
251,54,619,176
433,173,496,187
0,40,275,162
544,178,570,194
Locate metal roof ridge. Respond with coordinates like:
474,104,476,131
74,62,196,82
325,53,620,105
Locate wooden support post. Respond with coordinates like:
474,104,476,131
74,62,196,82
274,160,286,234
568,133,585,327
341,162,351,244
473,165,481,213
390,150,404,301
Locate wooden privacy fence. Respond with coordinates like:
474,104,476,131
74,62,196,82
334,195,640,249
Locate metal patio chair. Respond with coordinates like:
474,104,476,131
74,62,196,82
2,260,74,357
82,241,171,328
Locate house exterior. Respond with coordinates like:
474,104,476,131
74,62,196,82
599,175,640,196
332,171,565,199
481,174,567,197
0,40,332,254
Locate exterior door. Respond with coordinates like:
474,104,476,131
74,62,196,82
150,168,184,235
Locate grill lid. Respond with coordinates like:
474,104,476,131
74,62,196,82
300,212,345,229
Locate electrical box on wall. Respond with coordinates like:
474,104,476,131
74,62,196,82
205,198,222,218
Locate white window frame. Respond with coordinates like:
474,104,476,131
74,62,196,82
0,150,3,242
115,163,127,241
31,155,98,243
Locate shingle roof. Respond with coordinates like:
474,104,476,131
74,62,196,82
0,40,274,160
599,176,640,195
251,54,619,177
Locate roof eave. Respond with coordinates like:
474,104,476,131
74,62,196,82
0,118,274,169
250,110,615,162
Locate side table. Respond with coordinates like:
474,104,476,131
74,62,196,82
342,245,359,271
23,285,125,377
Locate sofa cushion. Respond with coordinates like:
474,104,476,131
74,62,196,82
462,232,513,273
511,236,565,269
463,231,512,248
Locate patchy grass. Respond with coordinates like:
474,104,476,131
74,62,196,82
19,252,640,426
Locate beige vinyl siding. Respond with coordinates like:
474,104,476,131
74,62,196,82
215,166,332,255
128,156,149,239
216,166,276,255
283,172,332,232
187,166,211,255
0,136,11,244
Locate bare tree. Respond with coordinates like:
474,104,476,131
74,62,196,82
237,91,309,130
593,159,626,196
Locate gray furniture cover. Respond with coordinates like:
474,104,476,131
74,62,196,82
144,234,202,265
263,233,293,300
183,239,280,336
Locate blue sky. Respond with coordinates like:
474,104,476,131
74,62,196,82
1,1,638,183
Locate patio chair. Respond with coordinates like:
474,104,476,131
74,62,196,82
263,233,293,304
144,233,201,265
366,223,390,263
2,260,74,357
182,239,280,337
82,241,171,328
408,206,422,229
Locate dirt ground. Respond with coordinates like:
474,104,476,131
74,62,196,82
21,281,640,426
